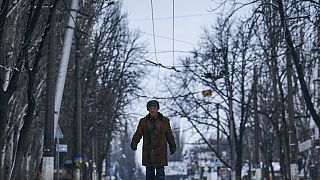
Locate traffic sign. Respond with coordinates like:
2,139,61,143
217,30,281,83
298,139,312,152
216,158,223,167
203,166,209,172
55,125,63,139
56,144,68,152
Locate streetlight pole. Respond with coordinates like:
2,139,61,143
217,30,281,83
51,0,80,177
56,137,60,180
287,50,298,179
73,38,82,179
253,66,261,179
42,2,56,178
53,0,79,138
216,103,220,180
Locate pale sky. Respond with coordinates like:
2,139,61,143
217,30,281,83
121,0,220,140
122,0,215,54
122,0,218,98
120,0,255,174
121,0,221,169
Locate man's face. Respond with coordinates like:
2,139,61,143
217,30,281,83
148,106,158,117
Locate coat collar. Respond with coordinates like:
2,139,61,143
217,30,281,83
146,112,163,120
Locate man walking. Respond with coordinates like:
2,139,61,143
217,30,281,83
131,100,176,180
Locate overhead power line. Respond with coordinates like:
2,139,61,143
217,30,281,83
130,12,215,21
172,0,175,67
145,59,180,72
150,0,160,96
133,29,197,46
150,0,158,63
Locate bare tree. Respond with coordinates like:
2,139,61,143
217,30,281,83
57,2,147,178
0,0,146,179
163,12,258,178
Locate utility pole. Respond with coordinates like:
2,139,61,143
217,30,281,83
229,102,236,180
73,35,82,179
52,0,79,177
253,66,261,179
54,0,79,138
92,138,98,180
216,103,220,180
287,49,298,179
42,4,56,178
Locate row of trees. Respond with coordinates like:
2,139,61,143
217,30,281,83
0,0,147,179
1,0,320,179
162,0,320,179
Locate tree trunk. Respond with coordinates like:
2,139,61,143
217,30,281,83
0,0,10,58
3,132,14,180
0,1,45,177
0,94,9,179
277,0,320,128
11,1,56,178
222,64,239,179
10,95,36,179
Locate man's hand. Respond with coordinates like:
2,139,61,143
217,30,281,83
131,143,137,151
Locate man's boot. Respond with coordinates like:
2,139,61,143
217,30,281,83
146,166,155,180
155,166,165,180
155,176,165,180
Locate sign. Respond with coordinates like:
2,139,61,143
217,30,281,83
193,174,200,179
212,158,223,168
56,144,68,152
298,139,312,152
203,171,209,177
55,125,63,139
313,139,320,147
165,161,187,176
203,166,209,172
198,152,214,167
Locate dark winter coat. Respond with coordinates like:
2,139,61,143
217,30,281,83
131,112,176,166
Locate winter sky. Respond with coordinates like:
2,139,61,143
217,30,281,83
121,0,253,168
121,0,223,167
122,0,217,96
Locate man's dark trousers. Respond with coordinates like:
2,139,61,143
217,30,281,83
146,166,165,180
